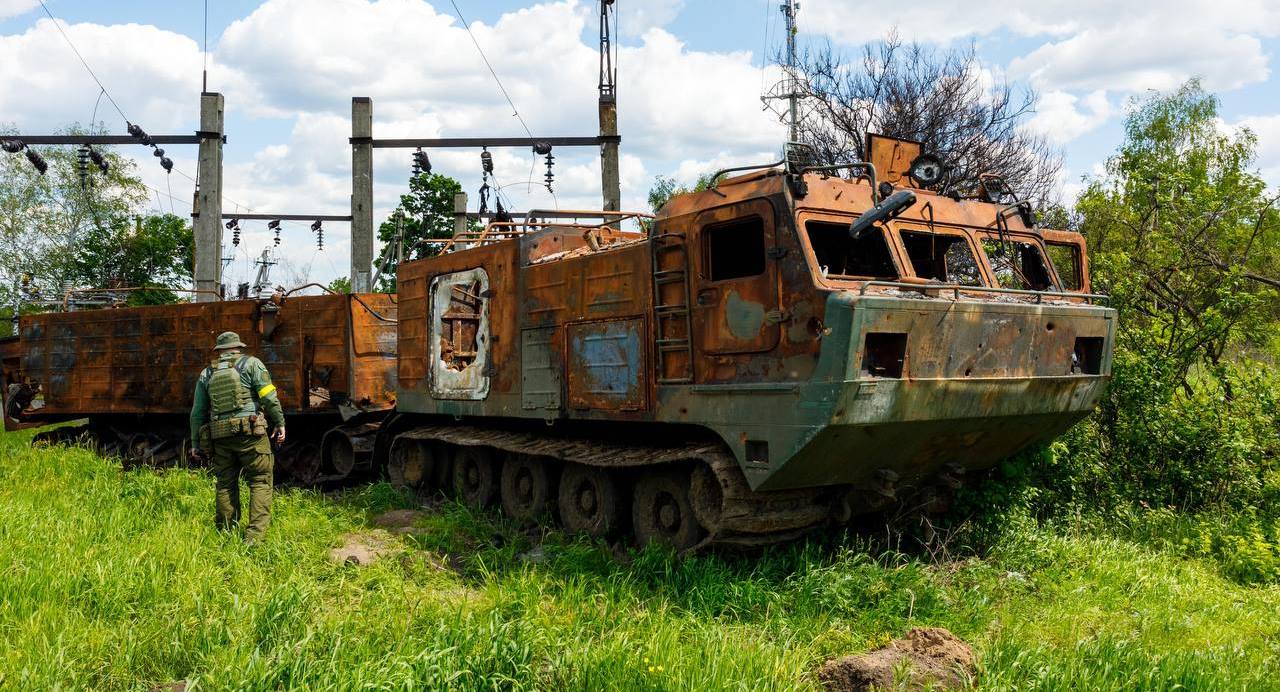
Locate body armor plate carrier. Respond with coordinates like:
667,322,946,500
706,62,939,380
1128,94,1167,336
205,356,263,439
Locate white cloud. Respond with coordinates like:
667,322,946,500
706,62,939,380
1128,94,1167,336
806,0,1280,95
1027,89,1111,145
0,0,37,21
0,0,788,287
1233,114,1280,188
617,0,684,37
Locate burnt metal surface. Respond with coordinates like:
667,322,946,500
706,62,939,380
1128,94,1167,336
3,293,397,429
393,138,1117,505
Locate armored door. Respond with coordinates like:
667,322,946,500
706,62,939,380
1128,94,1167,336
692,199,781,356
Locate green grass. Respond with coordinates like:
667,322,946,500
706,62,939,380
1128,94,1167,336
1,429,1279,690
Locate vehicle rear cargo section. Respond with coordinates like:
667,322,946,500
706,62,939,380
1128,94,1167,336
2,293,398,482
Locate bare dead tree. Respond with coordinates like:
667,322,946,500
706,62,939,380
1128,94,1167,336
782,34,1063,204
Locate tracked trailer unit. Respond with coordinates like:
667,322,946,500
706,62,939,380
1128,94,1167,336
2,292,397,482
382,137,1116,550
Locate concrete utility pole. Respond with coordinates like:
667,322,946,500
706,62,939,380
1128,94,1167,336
453,192,469,238
350,97,374,293
194,92,224,302
598,0,621,212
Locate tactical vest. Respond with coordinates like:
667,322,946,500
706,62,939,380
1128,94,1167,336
208,356,252,418
202,356,267,440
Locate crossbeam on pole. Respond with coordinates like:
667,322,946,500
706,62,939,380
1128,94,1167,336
359,135,620,149
197,213,354,221
6,134,219,145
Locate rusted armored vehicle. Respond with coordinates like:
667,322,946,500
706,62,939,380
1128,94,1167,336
2,292,397,482
382,136,1115,550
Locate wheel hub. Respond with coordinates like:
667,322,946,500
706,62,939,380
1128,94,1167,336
577,485,598,515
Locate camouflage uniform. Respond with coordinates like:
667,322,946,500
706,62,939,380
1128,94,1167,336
189,331,285,542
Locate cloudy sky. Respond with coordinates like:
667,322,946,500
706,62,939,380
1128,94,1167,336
1,0,1278,289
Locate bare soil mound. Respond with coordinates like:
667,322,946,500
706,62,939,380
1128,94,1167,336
329,530,398,566
817,627,975,691
372,509,430,535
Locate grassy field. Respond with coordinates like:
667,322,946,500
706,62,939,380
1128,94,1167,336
1,428,1279,690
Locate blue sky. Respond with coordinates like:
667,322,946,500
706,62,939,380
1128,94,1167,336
1,0,1278,288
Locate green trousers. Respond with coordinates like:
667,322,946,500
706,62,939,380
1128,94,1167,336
211,433,274,541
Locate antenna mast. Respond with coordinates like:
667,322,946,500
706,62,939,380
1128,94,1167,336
763,0,803,144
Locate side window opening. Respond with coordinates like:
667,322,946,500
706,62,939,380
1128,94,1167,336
429,268,490,399
1046,242,1083,291
805,221,897,279
705,216,766,281
981,238,1056,291
899,230,982,286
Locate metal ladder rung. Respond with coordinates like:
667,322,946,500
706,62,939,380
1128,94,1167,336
654,305,688,315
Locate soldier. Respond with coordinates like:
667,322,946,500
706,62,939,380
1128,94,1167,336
189,331,286,544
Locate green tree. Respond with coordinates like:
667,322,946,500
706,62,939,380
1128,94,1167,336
69,213,194,305
0,128,192,309
1078,80,1280,381
375,172,475,292
647,173,717,215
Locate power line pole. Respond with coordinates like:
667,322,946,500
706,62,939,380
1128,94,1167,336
598,0,620,212
194,92,224,301
350,97,374,293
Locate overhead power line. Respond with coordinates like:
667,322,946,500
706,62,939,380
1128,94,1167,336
38,0,128,123
447,0,534,140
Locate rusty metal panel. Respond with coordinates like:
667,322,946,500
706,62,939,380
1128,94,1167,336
397,265,429,390
523,261,579,327
349,293,398,410
866,133,922,186
521,327,561,411
9,295,374,419
567,318,646,411
583,250,644,317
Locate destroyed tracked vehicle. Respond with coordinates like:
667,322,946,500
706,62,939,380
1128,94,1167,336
381,136,1116,550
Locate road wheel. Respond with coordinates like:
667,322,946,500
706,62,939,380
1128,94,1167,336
388,437,434,491
632,468,705,551
558,463,622,538
500,453,556,523
452,446,497,507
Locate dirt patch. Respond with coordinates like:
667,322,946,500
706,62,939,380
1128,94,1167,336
372,509,432,536
817,627,975,691
329,530,399,566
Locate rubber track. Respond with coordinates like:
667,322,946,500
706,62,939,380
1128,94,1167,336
397,425,835,549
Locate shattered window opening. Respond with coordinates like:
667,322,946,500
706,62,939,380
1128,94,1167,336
804,220,897,280
900,230,982,286
704,216,766,281
1045,242,1082,292
440,280,482,371
981,238,1056,291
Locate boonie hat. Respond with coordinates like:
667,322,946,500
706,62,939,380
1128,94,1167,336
214,331,247,350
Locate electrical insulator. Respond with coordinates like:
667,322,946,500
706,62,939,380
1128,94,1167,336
24,148,48,175
544,151,555,193
268,219,281,247
532,141,552,156
480,147,494,173
87,146,109,174
77,146,91,189
153,147,165,158
225,218,241,247
311,220,324,250
1,139,24,153
127,122,153,146
160,156,173,173
412,148,431,176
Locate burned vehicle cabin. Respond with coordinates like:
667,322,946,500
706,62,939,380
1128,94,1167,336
385,134,1115,551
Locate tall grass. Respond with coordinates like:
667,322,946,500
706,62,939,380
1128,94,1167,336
1,429,1278,689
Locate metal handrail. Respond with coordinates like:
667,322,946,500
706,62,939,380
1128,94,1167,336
61,286,223,309
856,280,1110,305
